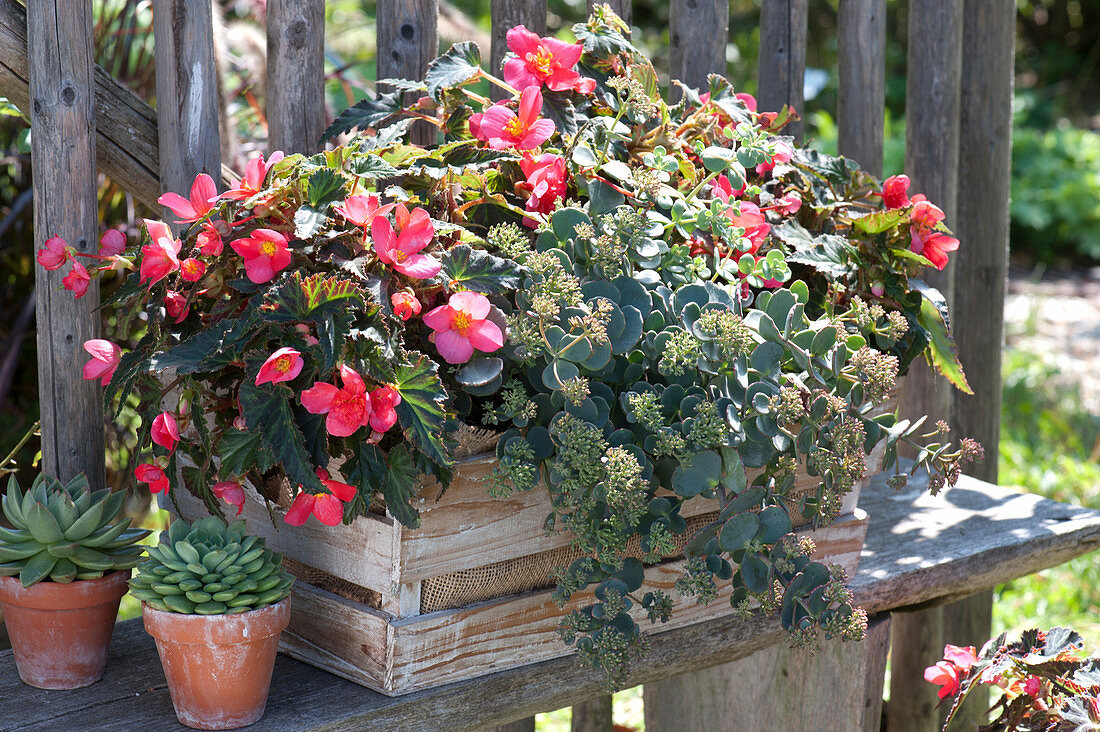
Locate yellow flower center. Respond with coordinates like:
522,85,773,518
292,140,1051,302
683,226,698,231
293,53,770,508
525,47,555,76
394,250,407,263
261,239,277,256
452,312,471,335
504,117,527,137
275,355,293,373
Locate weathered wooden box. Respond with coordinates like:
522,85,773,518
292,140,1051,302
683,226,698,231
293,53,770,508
171,453,871,696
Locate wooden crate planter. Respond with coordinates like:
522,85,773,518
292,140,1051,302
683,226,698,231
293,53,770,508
170,452,873,696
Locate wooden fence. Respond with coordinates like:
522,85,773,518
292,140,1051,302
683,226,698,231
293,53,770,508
0,0,1014,729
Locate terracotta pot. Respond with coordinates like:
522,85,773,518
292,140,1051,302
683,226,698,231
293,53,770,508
0,570,130,689
143,598,291,730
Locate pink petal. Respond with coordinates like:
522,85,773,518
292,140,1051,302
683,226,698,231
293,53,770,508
450,291,491,319
394,254,442,279
311,494,345,526
190,174,217,212
520,119,555,149
422,304,456,332
158,192,198,221
371,216,397,264
301,382,340,413
243,256,276,284
467,319,505,352
543,37,583,67
435,329,475,364
325,409,362,438
284,493,314,526
503,59,539,90
505,26,541,56
338,365,366,394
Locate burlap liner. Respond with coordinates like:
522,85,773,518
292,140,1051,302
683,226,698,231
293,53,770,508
282,556,383,608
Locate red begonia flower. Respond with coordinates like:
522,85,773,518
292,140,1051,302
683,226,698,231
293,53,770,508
284,468,357,527
736,92,758,112
478,86,556,151
723,201,771,252
712,174,746,203
230,228,292,284
197,221,224,256
756,140,793,175
909,201,959,271
924,661,961,700
61,259,91,298
220,151,284,202
135,463,169,494
367,386,402,433
99,229,127,257
300,364,372,438
37,235,71,270
164,290,190,323
942,644,978,673
422,291,504,364
140,220,182,285
503,26,593,94
468,112,486,142
212,480,246,516
516,153,568,218
82,339,122,386
371,204,441,279
335,194,395,229
179,257,206,282
158,173,218,223
151,412,180,452
255,347,304,386
391,291,422,321
882,174,911,209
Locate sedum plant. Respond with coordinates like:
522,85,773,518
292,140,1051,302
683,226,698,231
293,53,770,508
128,517,293,614
0,473,149,588
41,7,983,684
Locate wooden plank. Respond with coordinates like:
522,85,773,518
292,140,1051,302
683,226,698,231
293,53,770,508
5,473,1100,730
644,613,891,731
669,0,727,93
571,694,613,732
890,2,964,729
377,0,438,146
266,0,326,154
757,0,808,142
837,0,886,176
152,0,222,212
28,0,104,491
587,0,631,28
489,0,547,99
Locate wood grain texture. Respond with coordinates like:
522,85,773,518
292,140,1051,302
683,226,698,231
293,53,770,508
669,0,728,93
837,0,885,176
489,0,547,99
571,694,613,732
644,613,891,731
28,0,105,491
7,473,1100,730
587,0,631,29
757,0,808,142
377,0,438,146
266,0,326,154
153,0,222,204
491,720,535,732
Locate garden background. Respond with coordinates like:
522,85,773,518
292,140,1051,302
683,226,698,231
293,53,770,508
0,0,1098,728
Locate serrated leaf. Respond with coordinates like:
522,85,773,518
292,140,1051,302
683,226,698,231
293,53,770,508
853,207,910,235
348,153,400,180
393,354,449,467
440,244,523,296
294,205,326,239
911,279,973,394
425,42,482,100
380,444,421,528
322,87,409,142
216,429,271,480
306,168,344,208
148,316,252,375
263,272,364,323
238,382,322,493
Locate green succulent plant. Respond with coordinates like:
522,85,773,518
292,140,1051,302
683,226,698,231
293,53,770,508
129,517,293,614
0,473,150,588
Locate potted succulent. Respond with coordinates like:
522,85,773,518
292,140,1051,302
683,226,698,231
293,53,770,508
40,8,981,687
0,472,148,689
129,516,293,730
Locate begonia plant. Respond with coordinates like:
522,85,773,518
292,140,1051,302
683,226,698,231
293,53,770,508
40,7,981,686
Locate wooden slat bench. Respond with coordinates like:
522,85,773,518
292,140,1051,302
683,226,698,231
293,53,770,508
3,470,1098,732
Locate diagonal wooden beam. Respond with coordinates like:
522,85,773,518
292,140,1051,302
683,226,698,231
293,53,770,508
0,0,235,210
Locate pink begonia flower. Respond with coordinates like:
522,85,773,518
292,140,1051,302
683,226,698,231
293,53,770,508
197,221,224,256
179,258,206,282
756,140,793,175
164,290,189,323
516,153,568,218
300,364,372,438
230,228,292,284
723,201,771,252
371,204,441,279
468,112,486,142
391,291,422,321
881,174,912,209
335,195,395,229
775,192,802,215
736,92,758,112
942,644,978,673
151,412,180,452
61,259,90,298
1022,675,1041,697
255,347,304,386
503,26,594,94
140,220,182,285
37,235,70,270
294,323,320,346
478,86,556,151
712,174,746,203
99,229,127,257
909,200,959,271
212,480,246,516
135,463,169,494
284,468,357,527
82,339,121,386
368,386,401,434
158,173,217,223
220,151,284,202
423,291,505,364
924,661,961,700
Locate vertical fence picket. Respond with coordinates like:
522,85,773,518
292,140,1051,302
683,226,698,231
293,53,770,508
28,0,104,491
489,0,547,99
669,0,728,94
587,0,631,29
757,0,807,142
943,0,1015,727
152,0,222,205
377,0,438,146
837,0,885,175
266,0,325,154
889,2,964,731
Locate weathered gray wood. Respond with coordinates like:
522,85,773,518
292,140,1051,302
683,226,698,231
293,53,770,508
489,0,547,100
890,3,964,730
837,0,885,176
28,0,104,491
940,3,1016,728
587,0,631,28
5,472,1100,730
757,0,807,142
377,0,438,147
489,720,535,732
644,614,891,731
669,0,728,93
153,0,222,205
571,693,613,732
266,0,325,154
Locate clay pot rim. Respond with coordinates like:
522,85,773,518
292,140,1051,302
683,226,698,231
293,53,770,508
142,596,291,646
0,569,131,610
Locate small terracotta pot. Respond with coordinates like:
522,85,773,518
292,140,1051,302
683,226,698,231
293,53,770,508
143,598,291,730
0,570,130,689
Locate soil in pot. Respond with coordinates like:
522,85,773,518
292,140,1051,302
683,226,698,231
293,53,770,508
0,570,130,689
142,597,291,730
